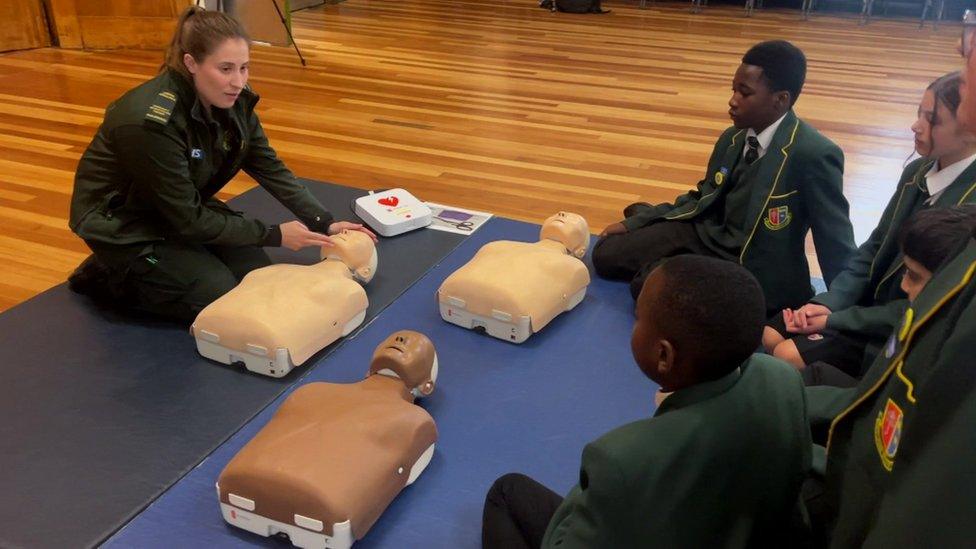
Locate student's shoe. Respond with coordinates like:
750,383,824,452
68,254,115,302
623,202,653,218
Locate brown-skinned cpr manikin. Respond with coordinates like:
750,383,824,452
216,330,439,549
438,211,591,343
191,230,377,377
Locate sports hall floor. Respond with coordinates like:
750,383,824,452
0,0,962,312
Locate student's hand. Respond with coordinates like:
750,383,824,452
783,305,829,335
328,221,378,243
281,220,335,251
794,303,831,329
600,222,628,237
787,314,828,334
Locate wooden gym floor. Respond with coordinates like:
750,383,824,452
0,0,962,312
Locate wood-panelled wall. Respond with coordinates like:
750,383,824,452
0,0,51,52
44,0,191,49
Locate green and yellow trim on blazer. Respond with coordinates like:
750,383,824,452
622,110,856,312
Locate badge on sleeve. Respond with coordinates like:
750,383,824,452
190,149,203,159
874,398,904,471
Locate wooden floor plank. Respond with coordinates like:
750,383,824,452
0,1,962,312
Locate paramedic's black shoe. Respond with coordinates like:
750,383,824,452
623,202,653,218
68,254,115,302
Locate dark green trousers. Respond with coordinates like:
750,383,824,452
86,239,271,322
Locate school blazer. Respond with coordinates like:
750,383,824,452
622,110,856,312
817,157,976,336
807,238,976,547
541,355,811,548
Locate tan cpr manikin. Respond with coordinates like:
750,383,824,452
191,230,378,377
437,211,590,343
216,330,439,549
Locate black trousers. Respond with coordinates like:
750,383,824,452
86,239,271,322
592,220,715,299
801,361,859,389
482,473,564,549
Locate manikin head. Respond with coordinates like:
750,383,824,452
540,211,590,258
320,229,378,283
631,255,765,393
368,331,438,399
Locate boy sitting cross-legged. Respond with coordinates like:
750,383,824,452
482,255,811,548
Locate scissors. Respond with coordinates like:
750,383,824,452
434,216,475,231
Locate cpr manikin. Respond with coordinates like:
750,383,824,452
437,211,591,343
191,230,377,377
216,330,439,549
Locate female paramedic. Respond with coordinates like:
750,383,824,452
68,6,375,321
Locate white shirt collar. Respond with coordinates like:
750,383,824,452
923,152,976,203
743,113,788,160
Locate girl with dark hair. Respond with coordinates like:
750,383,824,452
68,6,375,321
764,71,976,381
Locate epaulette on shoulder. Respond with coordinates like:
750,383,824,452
145,90,178,125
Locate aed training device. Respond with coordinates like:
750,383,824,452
354,189,432,237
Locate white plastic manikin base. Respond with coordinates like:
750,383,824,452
194,310,367,378
354,189,432,237
439,287,587,343
216,443,436,549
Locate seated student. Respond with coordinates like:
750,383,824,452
482,255,810,549
593,40,856,314
800,205,976,389
804,205,976,547
764,72,976,378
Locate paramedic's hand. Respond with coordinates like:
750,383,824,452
783,306,829,335
329,221,378,243
600,222,628,237
281,220,335,251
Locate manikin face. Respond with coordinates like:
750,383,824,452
540,211,590,257
183,37,249,112
322,230,378,283
369,331,437,396
728,63,787,131
900,256,933,303
912,90,968,163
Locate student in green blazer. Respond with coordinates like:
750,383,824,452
482,256,810,549
803,206,976,547
765,72,976,378
594,40,856,314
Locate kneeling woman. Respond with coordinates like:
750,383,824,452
69,7,374,321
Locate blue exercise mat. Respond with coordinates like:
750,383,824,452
0,180,464,549
106,217,656,548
